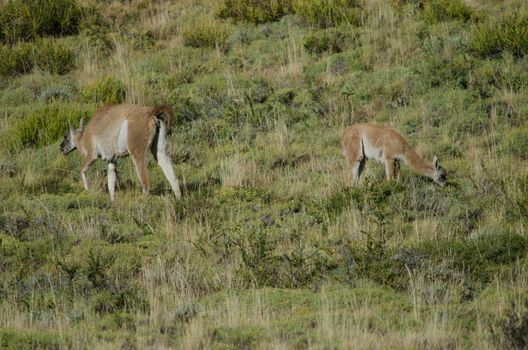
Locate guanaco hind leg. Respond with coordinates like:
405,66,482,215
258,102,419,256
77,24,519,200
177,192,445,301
80,156,96,190
151,122,182,198
131,155,151,195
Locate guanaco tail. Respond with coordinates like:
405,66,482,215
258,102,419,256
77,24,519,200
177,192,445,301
60,104,182,201
341,123,447,186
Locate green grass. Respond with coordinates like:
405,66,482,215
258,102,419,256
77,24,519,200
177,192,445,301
0,0,528,348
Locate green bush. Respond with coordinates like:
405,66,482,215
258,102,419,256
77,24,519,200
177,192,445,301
471,15,528,58
182,17,230,49
0,0,83,43
79,78,126,104
0,39,75,76
216,0,294,24
7,102,93,151
423,0,473,23
502,128,528,160
293,0,361,28
303,27,356,54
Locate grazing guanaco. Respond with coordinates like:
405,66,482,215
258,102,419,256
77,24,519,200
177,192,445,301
341,123,447,186
60,104,182,201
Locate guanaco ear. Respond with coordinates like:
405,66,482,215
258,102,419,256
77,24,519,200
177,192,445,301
433,156,439,171
79,118,85,132
68,119,73,131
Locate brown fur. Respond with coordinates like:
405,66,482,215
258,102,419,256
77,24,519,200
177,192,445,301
341,123,447,186
61,104,182,201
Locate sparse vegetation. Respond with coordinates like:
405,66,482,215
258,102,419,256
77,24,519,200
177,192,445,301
1,0,527,348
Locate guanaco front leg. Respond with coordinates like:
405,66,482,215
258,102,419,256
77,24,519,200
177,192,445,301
80,156,96,190
107,162,117,202
384,158,395,180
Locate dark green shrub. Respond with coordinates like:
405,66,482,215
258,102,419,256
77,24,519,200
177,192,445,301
0,0,83,44
6,102,92,150
471,15,528,58
216,0,294,24
0,39,75,76
293,0,361,28
33,39,76,74
79,78,126,104
423,0,473,23
182,17,230,49
303,27,356,54
502,128,528,160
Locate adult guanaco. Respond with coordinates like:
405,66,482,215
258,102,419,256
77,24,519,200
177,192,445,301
341,123,447,186
60,104,182,201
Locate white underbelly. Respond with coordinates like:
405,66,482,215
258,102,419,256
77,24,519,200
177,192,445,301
363,139,384,162
116,120,128,156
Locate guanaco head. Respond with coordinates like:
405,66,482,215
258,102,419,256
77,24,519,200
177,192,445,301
432,156,447,186
60,119,84,155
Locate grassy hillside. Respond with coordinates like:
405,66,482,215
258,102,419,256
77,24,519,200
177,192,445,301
1,0,528,348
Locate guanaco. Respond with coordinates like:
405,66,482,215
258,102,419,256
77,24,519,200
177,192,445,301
60,104,182,201
341,123,447,186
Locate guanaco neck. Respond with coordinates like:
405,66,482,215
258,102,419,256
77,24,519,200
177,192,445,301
401,146,435,179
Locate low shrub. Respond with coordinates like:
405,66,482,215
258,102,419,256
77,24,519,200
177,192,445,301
182,17,230,49
0,39,75,77
216,0,294,24
6,102,93,151
293,0,361,28
0,0,83,44
471,15,528,58
0,43,33,76
422,0,473,23
32,39,76,75
79,78,126,104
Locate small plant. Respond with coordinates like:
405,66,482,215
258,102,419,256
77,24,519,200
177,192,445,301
216,0,294,24
182,17,230,49
422,0,473,23
471,15,528,58
293,0,361,28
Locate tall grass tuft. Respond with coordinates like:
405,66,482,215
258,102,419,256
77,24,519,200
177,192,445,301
6,102,93,151
182,17,230,49
293,0,361,28
0,39,75,76
0,0,83,43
